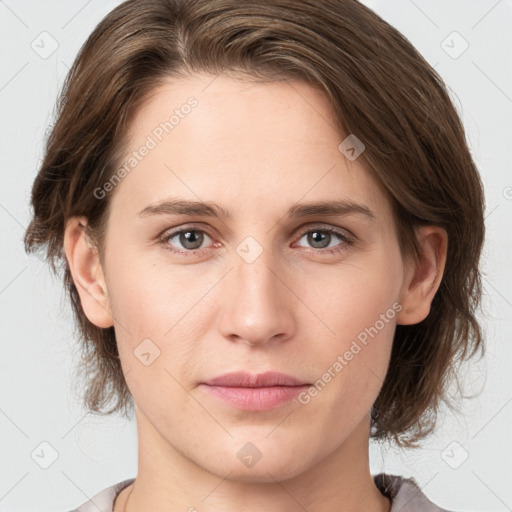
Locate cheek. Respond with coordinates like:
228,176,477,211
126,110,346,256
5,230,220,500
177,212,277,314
297,253,402,341
294,252,401,401
104,255,213,388
105,247,202,331
296,283,397,436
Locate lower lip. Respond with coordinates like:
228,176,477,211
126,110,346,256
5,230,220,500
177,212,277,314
200,384,310,411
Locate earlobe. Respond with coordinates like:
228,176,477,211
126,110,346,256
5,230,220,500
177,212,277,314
396,225,448,326
63,217,113,329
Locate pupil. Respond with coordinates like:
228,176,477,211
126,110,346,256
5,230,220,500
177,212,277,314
309,231,328,248
181,231,202,249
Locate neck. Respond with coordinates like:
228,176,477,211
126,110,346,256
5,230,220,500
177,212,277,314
115,411,390,512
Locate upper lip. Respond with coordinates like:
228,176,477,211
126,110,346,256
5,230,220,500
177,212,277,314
203,371,309,387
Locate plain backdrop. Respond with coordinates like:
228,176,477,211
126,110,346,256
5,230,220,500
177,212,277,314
0,1,511,511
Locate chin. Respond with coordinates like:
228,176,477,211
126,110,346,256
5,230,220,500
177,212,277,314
202,444,315,484
216,462,309,484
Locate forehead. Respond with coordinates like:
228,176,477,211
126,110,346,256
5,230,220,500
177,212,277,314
111,72,393,225
126,73,341,161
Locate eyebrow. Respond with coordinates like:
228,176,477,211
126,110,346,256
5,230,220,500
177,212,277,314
138,198,376,221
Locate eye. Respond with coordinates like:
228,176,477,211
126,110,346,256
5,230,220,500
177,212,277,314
293,226,354,254
159,226,215,255
158,224,354,257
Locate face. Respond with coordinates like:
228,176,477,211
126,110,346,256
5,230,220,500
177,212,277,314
92,73,409,481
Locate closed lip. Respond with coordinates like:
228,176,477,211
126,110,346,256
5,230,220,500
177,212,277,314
202,371,309,387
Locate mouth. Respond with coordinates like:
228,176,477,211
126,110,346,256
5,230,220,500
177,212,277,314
199,371,311,411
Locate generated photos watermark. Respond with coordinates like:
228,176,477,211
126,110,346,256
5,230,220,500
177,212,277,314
296,301,403,405
93,96,198,200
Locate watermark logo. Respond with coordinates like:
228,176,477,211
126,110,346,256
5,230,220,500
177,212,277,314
441,441,469,469
441,31,469,60
31,31,58,59
31,441,59,469
338,134,365,161
237,442,263,468
236,236,264,264
134,338,161,366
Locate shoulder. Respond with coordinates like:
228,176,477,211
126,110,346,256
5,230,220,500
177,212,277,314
66,478,135,512
373,473,456,512
67,474,456,511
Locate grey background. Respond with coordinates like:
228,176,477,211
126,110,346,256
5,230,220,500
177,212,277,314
1,0,511,510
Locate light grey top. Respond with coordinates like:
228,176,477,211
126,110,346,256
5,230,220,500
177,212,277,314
68,473,454,511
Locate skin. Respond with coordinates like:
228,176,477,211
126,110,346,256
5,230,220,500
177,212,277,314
64,73,447,512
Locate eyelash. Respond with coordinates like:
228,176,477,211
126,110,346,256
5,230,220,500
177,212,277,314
158,224,355,256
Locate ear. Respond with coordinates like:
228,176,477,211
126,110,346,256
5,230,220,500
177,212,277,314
396,225,448,325
63,217,114,328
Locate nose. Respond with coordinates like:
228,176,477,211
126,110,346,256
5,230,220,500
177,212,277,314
218,243,296,347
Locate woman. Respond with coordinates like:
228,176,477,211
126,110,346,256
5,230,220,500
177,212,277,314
24,0,485,510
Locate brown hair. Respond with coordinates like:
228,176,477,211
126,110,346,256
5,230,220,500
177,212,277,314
24,0,485,448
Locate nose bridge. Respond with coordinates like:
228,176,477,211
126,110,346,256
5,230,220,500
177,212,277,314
236,241,278,301
219,235,295,345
